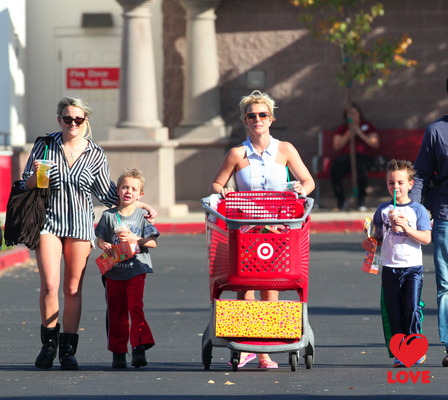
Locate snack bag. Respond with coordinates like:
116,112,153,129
260,225,289,234
96,253,115,275
95,241,140,275
361,218,379,274
113,241,140,263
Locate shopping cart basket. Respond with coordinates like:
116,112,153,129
201,191,315,371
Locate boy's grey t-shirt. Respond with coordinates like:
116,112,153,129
95,207,159,280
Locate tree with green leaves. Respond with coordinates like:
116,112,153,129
290,0,417,203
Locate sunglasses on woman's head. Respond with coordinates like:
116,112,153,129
245,112,271,120
60,115,86,126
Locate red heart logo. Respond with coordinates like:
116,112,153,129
389,333,428,367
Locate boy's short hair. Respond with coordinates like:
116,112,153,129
386,159,416,181
117,168,145,192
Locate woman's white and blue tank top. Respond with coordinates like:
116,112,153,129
235,136,287,191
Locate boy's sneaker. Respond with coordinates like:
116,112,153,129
393,358,405,368
112,352,127,369
131,345,148,368
416,354,426,365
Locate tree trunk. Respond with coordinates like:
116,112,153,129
344,86,358,207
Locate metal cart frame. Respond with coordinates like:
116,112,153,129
201,192,315,371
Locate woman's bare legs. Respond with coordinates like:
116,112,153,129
237,290,279,366
34,233,63,369
61,238,90,333
35,233,63,328
236,290,278,301
35,235,90,332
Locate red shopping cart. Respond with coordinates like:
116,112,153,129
201,191,315,371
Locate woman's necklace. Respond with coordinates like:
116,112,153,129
62,144,76,161
62,141,86,163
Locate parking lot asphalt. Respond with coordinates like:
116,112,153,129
0,232,446,399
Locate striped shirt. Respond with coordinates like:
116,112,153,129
23,132,118,241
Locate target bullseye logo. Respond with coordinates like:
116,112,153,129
257,243,274,260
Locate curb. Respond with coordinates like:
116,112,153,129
0,246,31,272
156,223,206,235
310,220,364,233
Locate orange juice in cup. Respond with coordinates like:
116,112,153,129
36,160,54,188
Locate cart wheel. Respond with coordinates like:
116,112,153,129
231,352,240,372
289,352,298,372
202,342,213,370
305,354,313,369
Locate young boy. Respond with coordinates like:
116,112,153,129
364,159,432,367
95,168,159,369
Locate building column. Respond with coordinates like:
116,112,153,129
174,0,226,140
112,0,167,140
104,0,187,216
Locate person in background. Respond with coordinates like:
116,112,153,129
410,76,448,367
23,96,157,370
330,102,380,211
210,90,315,369
96,168,159,369
363,159,431,367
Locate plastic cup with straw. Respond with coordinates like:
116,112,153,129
36,144,53,188
114,213,128,235
389,189,402,232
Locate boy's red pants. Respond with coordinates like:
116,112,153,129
104,274,155,353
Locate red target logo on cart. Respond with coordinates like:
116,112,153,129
257,243,275,260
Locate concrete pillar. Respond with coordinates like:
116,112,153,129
174,0,226,140
106,0,187,217
113,0,167,140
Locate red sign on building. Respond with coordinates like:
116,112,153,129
66,68,120,89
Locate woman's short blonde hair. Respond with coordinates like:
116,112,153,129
239,90,277,121
57,96,93,138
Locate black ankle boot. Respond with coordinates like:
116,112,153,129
35,323,60,369
131,345,147,368
59,333,79,370
443,350,448,367
112,352,127,369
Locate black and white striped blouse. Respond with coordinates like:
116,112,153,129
23,132,119,241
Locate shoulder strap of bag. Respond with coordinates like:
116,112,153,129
35,135,53,161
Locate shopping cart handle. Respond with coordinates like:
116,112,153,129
201,195,314,230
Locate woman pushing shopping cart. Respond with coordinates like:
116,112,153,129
205,90,315,370
201,190,315,371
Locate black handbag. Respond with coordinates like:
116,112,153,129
4,136,52,250
4,181,50,250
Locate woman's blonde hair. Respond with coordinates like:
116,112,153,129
57,96,93,138
239,90,277,122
